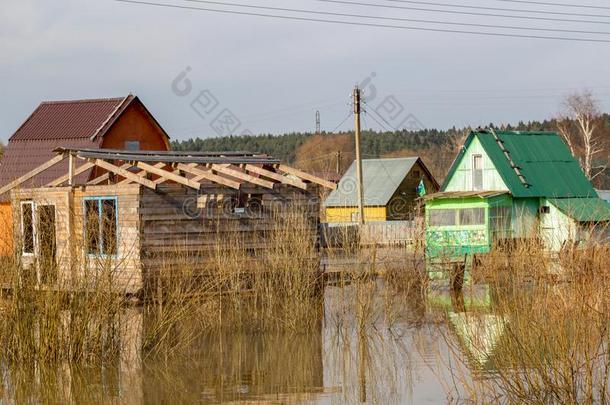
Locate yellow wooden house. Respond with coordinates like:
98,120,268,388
324,157,439,223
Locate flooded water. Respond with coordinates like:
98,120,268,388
1,278,607,404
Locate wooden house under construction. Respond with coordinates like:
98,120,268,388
0,95,171,256
0,148,335,294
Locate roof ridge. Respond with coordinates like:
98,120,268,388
479,130,558,136
39,96,129,105
362,157,419,161
89,94,134,141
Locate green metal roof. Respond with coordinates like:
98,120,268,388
324,157,419,207
443,130,598,198
548,198,610,222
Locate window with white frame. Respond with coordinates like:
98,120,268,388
85,197,118,256
472,154,483,191
20,202,57,258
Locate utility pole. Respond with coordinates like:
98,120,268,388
353,86,365,225
336,150,341,174
315,110,321,135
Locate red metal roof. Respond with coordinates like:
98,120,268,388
0,138,99,190
0,95,158,197
9,96,133,141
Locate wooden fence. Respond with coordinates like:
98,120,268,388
320,220,422,248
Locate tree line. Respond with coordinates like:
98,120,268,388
171,112,610,188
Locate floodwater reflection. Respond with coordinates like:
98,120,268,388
0,279,607,404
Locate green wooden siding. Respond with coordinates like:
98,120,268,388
444,136,508,192
425,195,512,259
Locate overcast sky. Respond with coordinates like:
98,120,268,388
1,0,610,142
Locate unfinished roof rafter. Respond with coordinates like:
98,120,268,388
0,148,335,197
118,162,166,186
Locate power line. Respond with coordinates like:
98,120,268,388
491,0,610,11
366,0,610,18
363,108,393,132
182,0,610,36
311,0,610,25
331,111,354,133
115,0,610,43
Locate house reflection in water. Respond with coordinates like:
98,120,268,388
141,327,326,403
2,306,327,404
427,284,508,375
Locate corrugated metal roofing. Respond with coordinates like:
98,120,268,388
9,96,132,141
549,198,610,222
444,130,598,198
0,95,169,196
0,138,99,192
55,148,281,165
324,157,419,207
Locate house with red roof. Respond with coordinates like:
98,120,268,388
0,94,170,255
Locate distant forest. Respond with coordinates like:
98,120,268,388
172,114,610,188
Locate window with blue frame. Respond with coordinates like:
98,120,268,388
84,197,117,255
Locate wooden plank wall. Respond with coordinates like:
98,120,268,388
139,184,320,273
73,185,142,293
320,220,423,248
11,182,321,295
12,188,72,283
12,184,142,293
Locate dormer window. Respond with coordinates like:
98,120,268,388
472,154,483,190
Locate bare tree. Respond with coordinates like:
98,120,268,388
557,90,605,180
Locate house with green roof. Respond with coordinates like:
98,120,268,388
424,129,610,261
324,157,439,223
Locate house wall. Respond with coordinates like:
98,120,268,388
540,198,577,252
73,185,142,292
387,161,438,220
139,184,320,275
100,102,170,151
425,197,491,259
12,188,72,282
511,198,540,239
12,184,142,293
444,136,508,192
0,202,13,255
325,206,387,223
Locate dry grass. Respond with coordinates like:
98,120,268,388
1,198,609,404
439,234,610,404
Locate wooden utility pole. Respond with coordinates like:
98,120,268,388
353,86,365,225
336,150,341,174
